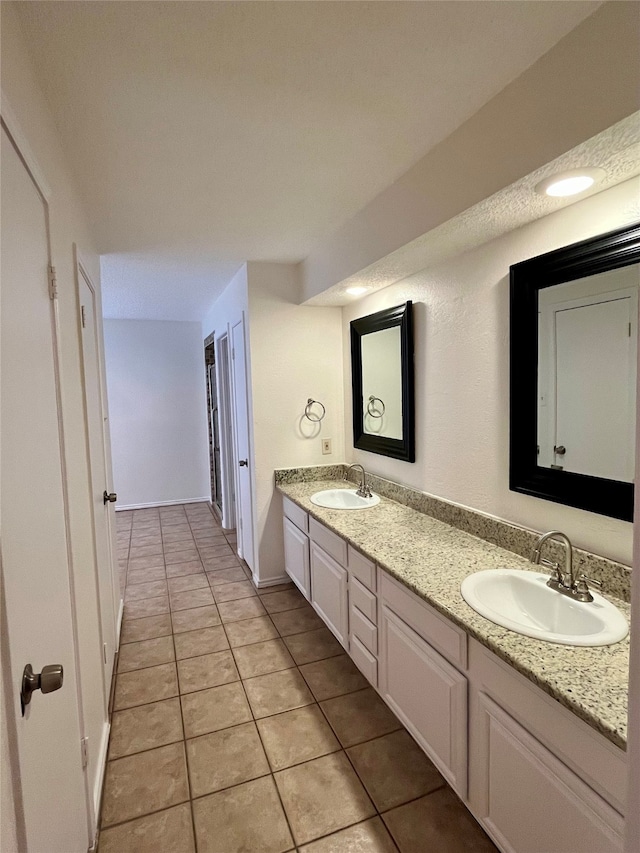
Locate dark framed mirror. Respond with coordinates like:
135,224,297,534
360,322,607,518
510,222,640,522
351,301,415,462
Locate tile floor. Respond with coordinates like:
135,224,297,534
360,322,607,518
101,502,498,853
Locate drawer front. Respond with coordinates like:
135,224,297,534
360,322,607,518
309,517,348,566
350,604,377,656
282,496,309,533
348,545,376,592
350,634,378,687
350,577,377,624
379,569,467,669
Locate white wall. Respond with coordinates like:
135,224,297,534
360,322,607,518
1,2,112,842
104,319,210,508
343,178,640,567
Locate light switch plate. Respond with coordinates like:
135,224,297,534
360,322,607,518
322,438,332,455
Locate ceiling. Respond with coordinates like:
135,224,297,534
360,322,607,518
15,1,603,320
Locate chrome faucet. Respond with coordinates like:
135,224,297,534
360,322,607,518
530,530,601,603
344,464,372,498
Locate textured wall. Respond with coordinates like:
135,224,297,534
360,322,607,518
342,178,640,566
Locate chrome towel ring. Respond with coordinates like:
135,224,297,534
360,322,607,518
304,398,326,422
367,396,385,418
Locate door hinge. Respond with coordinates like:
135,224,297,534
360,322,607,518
232,347,235,360
81,736,89,770
81,305,87,328
103,643,108,665
48,265,58,300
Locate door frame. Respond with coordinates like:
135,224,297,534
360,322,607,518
1,94,94,848
215,332,236,531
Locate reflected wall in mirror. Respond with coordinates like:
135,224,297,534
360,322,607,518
351,301,415,462
510,222,640,521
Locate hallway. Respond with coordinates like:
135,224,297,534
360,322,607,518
101,503,497,852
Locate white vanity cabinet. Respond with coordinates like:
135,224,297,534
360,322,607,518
282,497,310,600
348,546,379,686
378,569,468,798
310,542,349,646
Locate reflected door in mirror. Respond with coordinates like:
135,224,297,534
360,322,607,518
362,326,403,439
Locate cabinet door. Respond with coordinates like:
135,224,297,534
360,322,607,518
475,693,623,853
310,543,348,647
283,517,310,600
379,605,467,797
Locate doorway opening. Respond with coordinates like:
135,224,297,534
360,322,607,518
204,337,223,518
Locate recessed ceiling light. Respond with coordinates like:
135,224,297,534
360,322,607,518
535,168,606,198
345,286,368,296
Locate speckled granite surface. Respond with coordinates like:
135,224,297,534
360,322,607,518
277,478,630,750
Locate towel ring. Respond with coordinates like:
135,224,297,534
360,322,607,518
304,398,326,423
367,396,385,418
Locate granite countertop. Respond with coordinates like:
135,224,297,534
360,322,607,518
277,479,630,750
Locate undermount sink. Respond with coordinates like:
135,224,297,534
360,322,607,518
310,488,380,510
460,569,628,646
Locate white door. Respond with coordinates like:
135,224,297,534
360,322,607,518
77,258,118,689
215,333,236,530
230,317,255,569
555,296,635,480
1,125,89,850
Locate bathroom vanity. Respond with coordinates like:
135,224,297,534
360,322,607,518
279,477,629,853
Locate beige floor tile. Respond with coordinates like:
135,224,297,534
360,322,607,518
275,751,375,845
125,580,168,601
218,596,266,622
192,776,294,853
299,817,398,853
167,573,209,593
347,730,444,811
163,530,195,543
382,788,498,853
181,681,252,738
243,668,314,718
207,567,248,586
166,560,204,578
271,606,324,637
186,721,270,797
101,742,189,827
225,615,280,647
174,626,229,660
283,627,344,664
256,581,295,596
114,663,178,710
195,532,228,545
164,539,198,554
213,580,257,602
98,804,195,853
128,554,166,571
232,638,295,679
126,566,167,586
320,688,401,747
172,605,221,633
129,543,164,558
300,654,368,701
118,636,175,673
170,586,214,612
177,649,239,693
198,547,235,562
202,555,243,571
165,548,200,564
257,705,340,771
124,595,170,620
260,588,307,613
108,698,184,759
120,614,173,644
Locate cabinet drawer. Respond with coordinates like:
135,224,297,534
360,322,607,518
348,546,376,592
283,496,308,533
350,577,377,624
309,517,347,566
379,569,467,669
350,634,378,687
350,604,377,656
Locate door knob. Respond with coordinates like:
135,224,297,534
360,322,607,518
103,491,117,504
554,446,566,456
21,663,64,716
238,459,248,467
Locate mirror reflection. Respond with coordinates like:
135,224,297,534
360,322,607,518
361,326,403,439
537,264,638,482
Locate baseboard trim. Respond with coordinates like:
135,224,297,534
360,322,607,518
115,497,211,511
253,573,290,589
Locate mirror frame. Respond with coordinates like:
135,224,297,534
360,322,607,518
510,221,640,522
350,301,415,462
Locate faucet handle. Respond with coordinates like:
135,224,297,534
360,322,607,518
578,574,602,589
539,558,559,571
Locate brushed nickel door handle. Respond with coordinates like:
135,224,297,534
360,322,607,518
103,491,117,504
21,663,64,715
